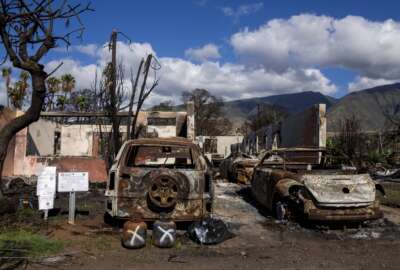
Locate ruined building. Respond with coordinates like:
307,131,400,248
1,103,194,182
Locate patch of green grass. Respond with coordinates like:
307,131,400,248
0,230,64,258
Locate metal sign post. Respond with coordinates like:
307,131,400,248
68,192,76,225
58,172,89,225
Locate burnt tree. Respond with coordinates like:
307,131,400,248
0,0,91,197
128,54,159,140
240,104,287,135
336,114,363,165
95,53,159,170
182,89,232,136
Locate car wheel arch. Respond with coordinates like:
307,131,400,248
274,178,304,198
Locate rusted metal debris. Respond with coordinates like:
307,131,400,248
219,153,259,185
105,137,214,222
251,148,384,222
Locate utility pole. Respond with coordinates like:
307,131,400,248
109,30,120,159
257,103,261,131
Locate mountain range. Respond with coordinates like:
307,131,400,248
221,83,400,132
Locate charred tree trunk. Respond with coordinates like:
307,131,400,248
126,59,144,140
0,0,91,202
0,71,46,197
132,54,153,139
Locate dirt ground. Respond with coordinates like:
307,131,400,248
3,181,400,270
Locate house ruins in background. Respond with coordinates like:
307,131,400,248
1,103,195,182
196,135,243,164
241,104,327,163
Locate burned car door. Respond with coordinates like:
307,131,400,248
251,167,273,209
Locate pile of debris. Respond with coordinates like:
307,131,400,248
0,176,36,215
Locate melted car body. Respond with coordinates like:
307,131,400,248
219,153,259,184
105,137,213,221
251,148,383,222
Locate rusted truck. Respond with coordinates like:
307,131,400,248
105,137,214,221
219,153,259,184
251,148,384,222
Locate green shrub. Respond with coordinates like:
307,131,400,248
0,230,64,258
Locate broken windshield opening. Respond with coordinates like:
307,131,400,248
126,145,195,169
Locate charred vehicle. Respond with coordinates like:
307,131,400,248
105,137,214,221
219,153,259,184
251,148,384,222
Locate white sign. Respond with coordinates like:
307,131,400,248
58,172,89,192
36,167,57,196
38,196,54,210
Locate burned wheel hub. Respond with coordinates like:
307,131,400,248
148,175,179,208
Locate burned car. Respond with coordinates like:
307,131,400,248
105,137,213,221
251,148,384,222
219,152,259,184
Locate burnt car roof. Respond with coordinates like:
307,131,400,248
127,137,196,147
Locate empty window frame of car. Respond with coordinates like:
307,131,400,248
126,145,195,169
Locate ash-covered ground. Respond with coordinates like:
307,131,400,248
1,181,400,270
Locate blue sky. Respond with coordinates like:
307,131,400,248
3,0,400,104
79,1,399,55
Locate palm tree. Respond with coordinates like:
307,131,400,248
1,67,12,107
8,71,30,109
75,95,88,111
56,96,67,111
61,74,75,98
46,77,61,111
19,71,29,90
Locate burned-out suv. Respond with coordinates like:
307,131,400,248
105,137,213,221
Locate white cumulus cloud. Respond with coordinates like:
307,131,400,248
45,59,99,90
348,76,397,92
43,40,336,106
184,43,221,62
74,44,100,57
5,13,400,107
230,14,400,91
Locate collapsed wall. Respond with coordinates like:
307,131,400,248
280,103,326,149
241,104,327,163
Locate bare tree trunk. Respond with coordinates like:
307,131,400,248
0,72,46,197
126,60,144,140
0,0,91,202
132,54,153,139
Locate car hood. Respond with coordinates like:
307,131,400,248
302,174,376,207
233,158,259,167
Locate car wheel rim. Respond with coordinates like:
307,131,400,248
149,176,178,208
